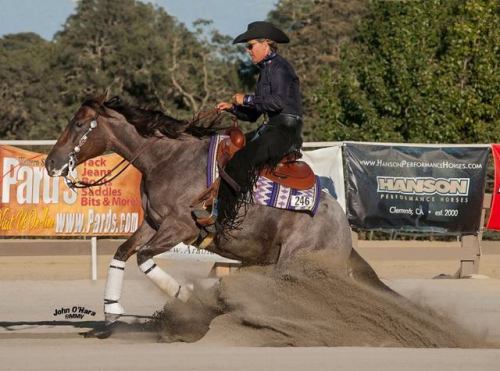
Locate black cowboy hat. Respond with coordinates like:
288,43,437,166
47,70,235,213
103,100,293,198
233,21,289,44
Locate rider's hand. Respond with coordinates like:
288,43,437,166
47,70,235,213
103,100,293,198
216,102,233,111
232,93,245,105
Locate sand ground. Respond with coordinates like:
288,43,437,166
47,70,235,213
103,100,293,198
0,240,499,370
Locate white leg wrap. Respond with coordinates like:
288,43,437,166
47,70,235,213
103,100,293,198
177,283,193,303
140,259,191,302
104,259,126,315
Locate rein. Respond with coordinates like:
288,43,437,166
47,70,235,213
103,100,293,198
64,138,159,190
63,107,223,190
63,114,160,190
190,107,222,125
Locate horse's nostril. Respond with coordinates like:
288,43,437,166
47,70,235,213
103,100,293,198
46,158,56,173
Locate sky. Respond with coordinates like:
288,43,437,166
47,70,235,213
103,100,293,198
0,0,278,40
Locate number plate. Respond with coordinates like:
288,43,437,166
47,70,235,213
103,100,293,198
291,195,312,207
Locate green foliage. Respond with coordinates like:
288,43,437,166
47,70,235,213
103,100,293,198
313,0,499,143
0,0,241,139
1,0,497,144
0,33,55,139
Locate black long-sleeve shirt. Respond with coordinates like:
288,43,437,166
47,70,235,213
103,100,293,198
231,53,303,122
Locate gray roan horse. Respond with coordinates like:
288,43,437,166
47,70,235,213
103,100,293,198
46,93,385,338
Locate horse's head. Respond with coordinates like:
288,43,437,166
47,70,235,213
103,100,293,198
46,92,110,177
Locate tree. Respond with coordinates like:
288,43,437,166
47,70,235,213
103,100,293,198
0,33,55,139
314,0,499,143
0,0,241,139
54,0,240,115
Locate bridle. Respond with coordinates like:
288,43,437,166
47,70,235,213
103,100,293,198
63,115,98,190
62,106,224,190
63,114,157,190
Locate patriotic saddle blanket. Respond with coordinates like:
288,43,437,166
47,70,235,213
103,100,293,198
207,135,321,215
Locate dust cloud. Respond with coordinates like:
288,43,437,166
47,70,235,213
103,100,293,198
154,252,480,347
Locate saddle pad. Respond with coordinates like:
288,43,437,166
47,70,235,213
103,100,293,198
207,135,321,215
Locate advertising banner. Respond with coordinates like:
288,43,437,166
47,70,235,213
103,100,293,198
0,145,143,236
302,144,346,212
486,144,500,230
345,143,490,234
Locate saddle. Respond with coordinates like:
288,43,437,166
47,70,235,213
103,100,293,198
191,126,315,214
216,126,315,190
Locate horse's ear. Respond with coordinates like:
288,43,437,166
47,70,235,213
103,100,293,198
96,89,110,105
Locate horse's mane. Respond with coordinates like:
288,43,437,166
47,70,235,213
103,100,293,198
83,96,224,139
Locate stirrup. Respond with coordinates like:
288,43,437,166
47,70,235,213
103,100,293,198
192,209,216,226
190,178,220,208
191,208,217,235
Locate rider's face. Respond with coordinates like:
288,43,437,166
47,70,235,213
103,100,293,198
246,39,270,64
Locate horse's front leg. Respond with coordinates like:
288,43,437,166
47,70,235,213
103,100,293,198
103,220,156,321
84,220,156,339
136,219,197,302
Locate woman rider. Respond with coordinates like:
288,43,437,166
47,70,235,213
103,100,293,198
196,21,303,234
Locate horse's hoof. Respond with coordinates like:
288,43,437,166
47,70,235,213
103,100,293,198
81,321,119,339
104,313,122,323
81,328,111,339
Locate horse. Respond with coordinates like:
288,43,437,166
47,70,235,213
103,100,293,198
45,93,386,338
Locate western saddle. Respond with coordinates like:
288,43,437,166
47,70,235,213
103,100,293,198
191,125,315,231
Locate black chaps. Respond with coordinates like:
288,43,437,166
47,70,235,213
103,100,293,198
216,113,303,232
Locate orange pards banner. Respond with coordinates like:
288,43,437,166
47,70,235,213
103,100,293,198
0,145,143,236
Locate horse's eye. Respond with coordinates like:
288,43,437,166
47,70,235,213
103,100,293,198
75,121,83,128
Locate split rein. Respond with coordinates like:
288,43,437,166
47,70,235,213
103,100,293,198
63,115,155,191
63,107,224,191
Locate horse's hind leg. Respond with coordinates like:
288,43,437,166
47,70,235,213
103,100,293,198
103,221,155,321
136,220,196,303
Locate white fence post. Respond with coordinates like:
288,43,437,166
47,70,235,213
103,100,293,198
91,237,97,281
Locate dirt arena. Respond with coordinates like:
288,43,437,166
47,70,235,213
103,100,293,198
1,239,499,370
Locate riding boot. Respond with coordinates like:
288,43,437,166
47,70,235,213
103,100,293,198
191,179,220,234
192,208,217,234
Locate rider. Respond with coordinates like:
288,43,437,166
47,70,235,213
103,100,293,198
196,21,304,234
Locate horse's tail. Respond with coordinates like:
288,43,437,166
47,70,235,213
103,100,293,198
348,248,399,297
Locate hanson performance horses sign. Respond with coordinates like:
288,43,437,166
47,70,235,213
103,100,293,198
345,143,490,234
0,145,143,236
